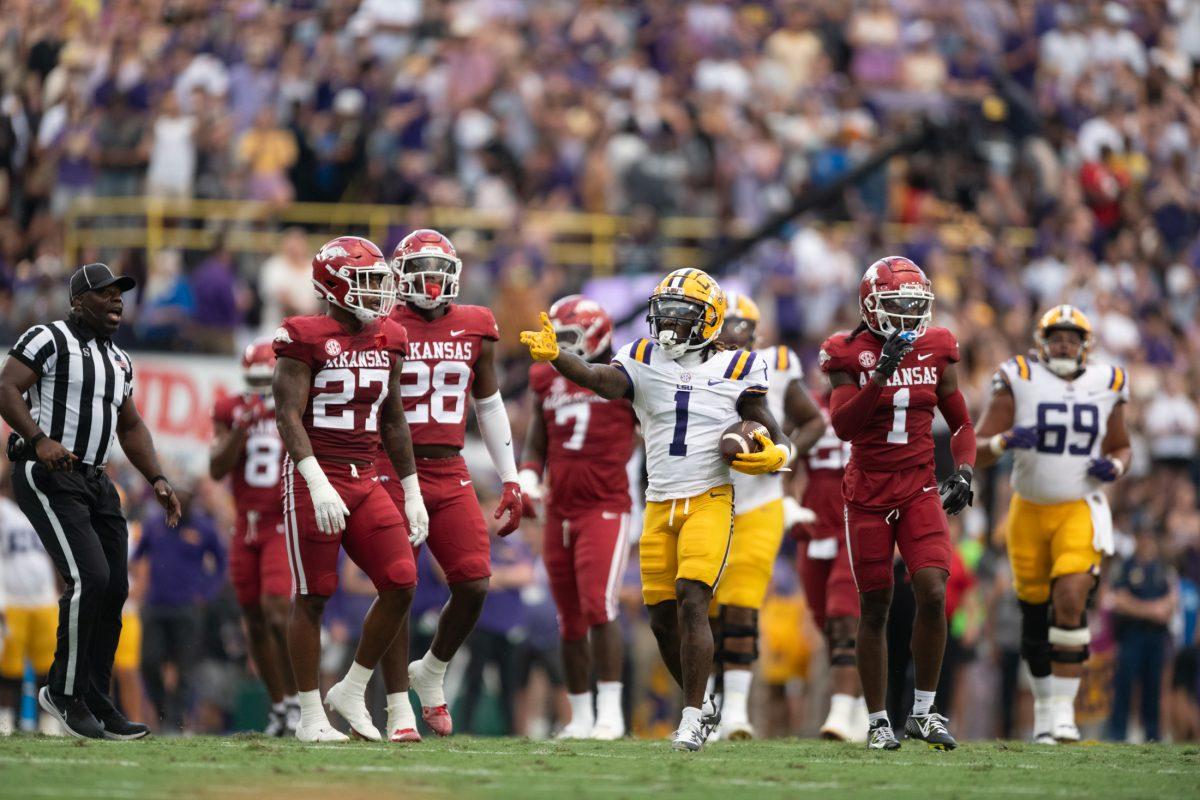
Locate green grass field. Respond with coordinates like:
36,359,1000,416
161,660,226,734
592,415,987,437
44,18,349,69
0,735,1196,800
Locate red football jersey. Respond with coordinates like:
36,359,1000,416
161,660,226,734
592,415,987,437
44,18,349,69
530,362,636,515
391,304,499,448
273,314,408,463
800,402,851,541
819,325,958,477
212,393,285,521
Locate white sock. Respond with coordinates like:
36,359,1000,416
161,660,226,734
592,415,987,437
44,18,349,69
284,693,299,706
722,670,752,721
868,710,890,726
420,651,450,677
298,689,328,726
912,689,936,716
387,692,416,729
342,661,373,695
680,706,702,728
595,682,622,726
567,692,594,728
1052,676,1080,707
271,700,286,713
1031,675,1053,702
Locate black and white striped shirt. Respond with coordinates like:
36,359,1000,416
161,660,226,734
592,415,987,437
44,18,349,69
8,319,134,466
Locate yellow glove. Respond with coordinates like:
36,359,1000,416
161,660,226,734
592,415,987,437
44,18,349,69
519,312,559,362
731,430,791,476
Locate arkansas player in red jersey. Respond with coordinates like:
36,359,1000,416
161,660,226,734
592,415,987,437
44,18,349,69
819,256,975,751
520,296,636,740
376,229,523,741
210,340,298,736
794,395,866,742
273,236,429,743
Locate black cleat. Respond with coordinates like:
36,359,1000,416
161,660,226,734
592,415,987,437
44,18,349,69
38,687,104,739
905,708,958,751
96,708,150,740
867,718,901,750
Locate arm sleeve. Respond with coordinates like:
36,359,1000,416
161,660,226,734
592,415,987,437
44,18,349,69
475,391,519,483
938,388,976,468
829,380,884,441
8,325,57,376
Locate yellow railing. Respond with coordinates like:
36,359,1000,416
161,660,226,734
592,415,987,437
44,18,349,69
63,197,1036,276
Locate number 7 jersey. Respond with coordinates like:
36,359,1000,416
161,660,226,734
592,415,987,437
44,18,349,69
998,356,1129,504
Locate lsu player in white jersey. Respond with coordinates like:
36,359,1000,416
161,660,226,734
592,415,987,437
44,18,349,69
0,490,60,735
975,305,1131,744
521,268,793,751
706,292,825,740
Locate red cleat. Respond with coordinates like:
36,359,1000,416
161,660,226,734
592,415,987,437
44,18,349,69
389,727,422,743
421,705,453,737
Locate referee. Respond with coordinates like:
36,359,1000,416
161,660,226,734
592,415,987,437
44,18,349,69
0,262,181,739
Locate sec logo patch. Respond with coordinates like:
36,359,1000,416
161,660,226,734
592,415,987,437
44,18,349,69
858,351,877,368
325,339,343,357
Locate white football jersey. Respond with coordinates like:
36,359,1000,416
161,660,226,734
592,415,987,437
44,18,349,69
614,339,768,502
733,345,802,514
0,496,58,608
998,356,1130,505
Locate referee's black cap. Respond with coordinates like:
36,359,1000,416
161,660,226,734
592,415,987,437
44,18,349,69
69,263,137,299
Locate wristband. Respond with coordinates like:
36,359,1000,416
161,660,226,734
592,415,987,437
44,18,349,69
401,473,423,499
149,474,168,487
989,434,1006,456
29,432,46,448
519,460,544,476
295,456,331,490
1110,457,1125,477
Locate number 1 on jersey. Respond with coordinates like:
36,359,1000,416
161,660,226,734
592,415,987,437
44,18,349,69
887,387,910,445
670,389,689,456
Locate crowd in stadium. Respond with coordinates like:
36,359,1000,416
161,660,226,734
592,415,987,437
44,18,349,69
0,0,1198,743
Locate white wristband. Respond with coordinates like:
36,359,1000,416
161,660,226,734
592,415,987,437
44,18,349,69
1110,457,1125,477
295,456,331,490
401,473,422,500
989,434,1006,456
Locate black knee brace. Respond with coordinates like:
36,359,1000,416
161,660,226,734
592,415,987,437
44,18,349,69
1019,600,1052,678
829,637,857,667
716,610,759,665
1049,622,1090,664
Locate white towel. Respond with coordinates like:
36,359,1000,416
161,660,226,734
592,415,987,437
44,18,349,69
1086,491,1115,556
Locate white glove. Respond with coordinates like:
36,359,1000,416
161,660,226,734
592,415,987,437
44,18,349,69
296,457,349,535
782,496,816,529
517,468,544,502
402,474,430,547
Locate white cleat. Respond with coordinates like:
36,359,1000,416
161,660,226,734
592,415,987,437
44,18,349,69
717,719,755,741
324,680,382,741
1032,699,1057,744
1053,719,1081,743
671,719,707,752
589,722,625,741
295,720,350,742
819,695,857,742
556,721,594,740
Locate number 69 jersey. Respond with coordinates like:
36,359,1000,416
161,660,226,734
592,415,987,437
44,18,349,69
613,338,768,502
273,314,409,462
998,356,1130,504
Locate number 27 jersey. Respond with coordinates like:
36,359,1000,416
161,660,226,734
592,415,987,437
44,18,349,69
999,357,1129,504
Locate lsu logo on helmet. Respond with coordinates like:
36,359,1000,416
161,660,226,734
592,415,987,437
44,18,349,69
647,268,726,359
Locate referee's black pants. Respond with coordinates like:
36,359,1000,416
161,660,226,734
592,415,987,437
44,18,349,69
11,460,128,710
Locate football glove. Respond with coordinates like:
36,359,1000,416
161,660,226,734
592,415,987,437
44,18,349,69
519,312,560,362
296,457,350,535
731,430,791,476
494,481,524,536
518,468,543,519
782,495,817,529
1087,457,1124,483
401,474,430,547
874,329,917,380
939,467,974,516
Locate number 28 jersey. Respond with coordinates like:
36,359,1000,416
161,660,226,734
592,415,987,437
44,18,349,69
998,357,1129,505
819,326,959,474
212,393,284,521
530,362,636,516
613,339,768,502
273,315,408,463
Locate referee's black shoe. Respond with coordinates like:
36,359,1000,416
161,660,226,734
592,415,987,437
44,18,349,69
86,692,151,740
38,687,104,739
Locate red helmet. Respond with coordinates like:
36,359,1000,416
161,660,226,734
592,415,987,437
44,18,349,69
311,236,395,322
859,256,934,337
548,294,613,361
391,229,462,310
241,339,276,390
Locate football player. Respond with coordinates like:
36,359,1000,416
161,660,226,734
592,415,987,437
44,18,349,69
974,305,1130,744
796,393,868,742
521,296,637,740
210,340,298,736
707,292,825,740
273,236,429,742
521,268,793,751
376,229,523,742
820,256,975,750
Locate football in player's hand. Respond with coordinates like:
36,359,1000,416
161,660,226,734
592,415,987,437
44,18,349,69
721,420,768,465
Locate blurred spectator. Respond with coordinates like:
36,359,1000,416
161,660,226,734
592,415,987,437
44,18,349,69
133,479,226,733
189,238,246,353
94,92,146,198
257,228,319,337
237,108,297,204
145,92,196,199
1143,371,1200,469
1108,530,1178,742
135,249,195,349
